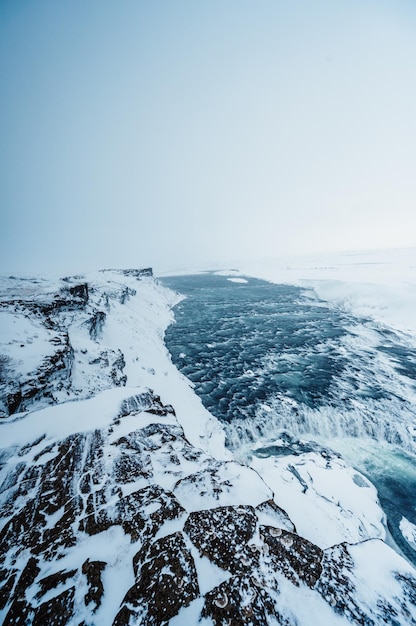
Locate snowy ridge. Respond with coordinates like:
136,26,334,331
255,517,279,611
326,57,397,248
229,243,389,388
1,270,415,625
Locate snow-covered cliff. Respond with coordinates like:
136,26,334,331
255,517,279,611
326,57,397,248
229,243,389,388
0,270,415,625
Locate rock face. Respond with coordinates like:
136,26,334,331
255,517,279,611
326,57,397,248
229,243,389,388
0,274,130,417
0,270,415,626
1,388,416,625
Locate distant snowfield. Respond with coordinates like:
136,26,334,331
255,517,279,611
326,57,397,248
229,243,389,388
235,247,416,335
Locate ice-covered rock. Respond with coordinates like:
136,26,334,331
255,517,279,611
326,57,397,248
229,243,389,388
251,448,387,548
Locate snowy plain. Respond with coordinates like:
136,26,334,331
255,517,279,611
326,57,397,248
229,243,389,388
235,247,416,335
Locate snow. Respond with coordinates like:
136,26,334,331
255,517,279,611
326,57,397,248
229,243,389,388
400,516,416,552
169,598,207,626
186,542,231,595
250,452,386,548
90,274,231,461
1,260,416,625
107,410,177,444
0,386,147,450
0,310,57,375
236,247,416,335
173,461,273,511
268,576,351,626
349,539,416,621
58,525,138,626
0,272,230,459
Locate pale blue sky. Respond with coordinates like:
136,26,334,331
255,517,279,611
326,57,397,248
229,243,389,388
1,0,415,274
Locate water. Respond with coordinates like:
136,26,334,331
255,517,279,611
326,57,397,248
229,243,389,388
161,273,416,564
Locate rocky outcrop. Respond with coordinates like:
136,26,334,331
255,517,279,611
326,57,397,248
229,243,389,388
115,532,200,625
1,270,415,626
100,268,153,279
87,310,106,340
0,331,74,416
0,272,157,416
1,390,415,625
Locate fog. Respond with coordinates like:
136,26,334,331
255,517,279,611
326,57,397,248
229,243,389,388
1,0,415,275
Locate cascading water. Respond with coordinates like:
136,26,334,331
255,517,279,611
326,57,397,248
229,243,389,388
161,273,416,564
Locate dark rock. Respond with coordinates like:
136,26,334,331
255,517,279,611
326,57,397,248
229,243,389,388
184,505,257,573
138,423,185,448
121,268,153,278
147,403,176,417
100,268,153,279
118,391,175,418
79,483,185,542
253,435,340,462
82,559,106,610
119,391,156,416
315,542,388,623
3,599,34,625
118,485,185,543
32,587,75,625
88,349,127,388
317,541,413,624
88,310,106,340
112,606,136,626
260,525,323,588
114,423,187,459
37,283,89,317
173,461,241,504
110,349,127,386
394,573,416,624
116,531,199,625
2,557,40,625
0,353,12,380
201,575,291,626
113,449,153,484
6,389,22,415
13,556,40,598
119,286,136,304
0,569,16,610
0,435,85,560
1,266,415,626
1,333,74,415
67,282,89,304
78,490,114,537
35,569,77,600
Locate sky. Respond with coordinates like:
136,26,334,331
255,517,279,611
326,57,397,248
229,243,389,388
1,0,416,275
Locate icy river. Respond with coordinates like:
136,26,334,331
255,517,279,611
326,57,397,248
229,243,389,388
161,273,416,566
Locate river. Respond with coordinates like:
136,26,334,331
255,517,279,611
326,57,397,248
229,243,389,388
160,273,416,565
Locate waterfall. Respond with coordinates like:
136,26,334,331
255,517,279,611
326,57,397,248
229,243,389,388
224,394,416,456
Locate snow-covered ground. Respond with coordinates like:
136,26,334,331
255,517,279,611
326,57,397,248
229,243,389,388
236,247,416,335
0,272,228,460
1,260,416,625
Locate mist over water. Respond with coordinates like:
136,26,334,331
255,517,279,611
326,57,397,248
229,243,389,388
161,273,416,564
